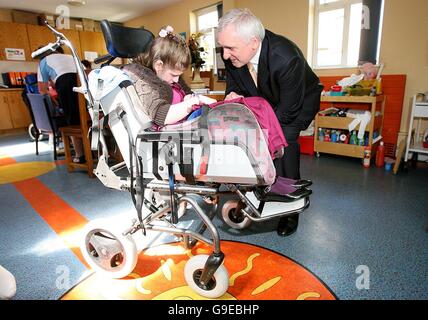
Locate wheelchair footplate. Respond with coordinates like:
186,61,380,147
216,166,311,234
246,191,309,219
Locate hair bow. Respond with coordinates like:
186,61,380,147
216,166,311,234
159,25,174,37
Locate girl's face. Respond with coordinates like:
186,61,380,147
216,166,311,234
154,60,184,84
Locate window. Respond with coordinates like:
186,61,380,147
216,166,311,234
194,4,221,72
312,0,364,68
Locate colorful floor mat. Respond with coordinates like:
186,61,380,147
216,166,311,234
61,240,336,300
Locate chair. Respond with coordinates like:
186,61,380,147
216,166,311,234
26,93,65,160
60,91,95,178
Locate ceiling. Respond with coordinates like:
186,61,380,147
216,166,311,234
0,0,183,23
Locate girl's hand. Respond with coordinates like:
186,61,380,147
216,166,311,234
183,94,194,101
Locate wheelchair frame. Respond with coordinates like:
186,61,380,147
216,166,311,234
33,22,310,298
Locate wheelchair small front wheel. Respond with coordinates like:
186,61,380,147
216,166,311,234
221,200,252,230
184,255,229,299
80,219,137,279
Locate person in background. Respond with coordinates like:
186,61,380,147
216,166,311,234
37,46,85,163
122,25,216,127
217,8,323,237
81,59,92,76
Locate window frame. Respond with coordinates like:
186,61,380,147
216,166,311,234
312,0,363,69
194,5,220,73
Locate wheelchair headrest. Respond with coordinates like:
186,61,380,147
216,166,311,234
100,20,154,59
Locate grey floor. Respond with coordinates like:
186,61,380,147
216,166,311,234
0,133,427,300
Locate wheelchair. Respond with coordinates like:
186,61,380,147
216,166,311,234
32,20,311,298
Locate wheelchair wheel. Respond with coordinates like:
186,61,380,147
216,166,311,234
184,255,229,299
28,124,43,142
80,219,137,279
221,200,251,230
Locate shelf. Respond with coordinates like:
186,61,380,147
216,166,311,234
316,115,383,131
413,104,428,117
0,88,24,92
314,141,366,158
321,95,384,103
408,142,428,155
315,94,385,160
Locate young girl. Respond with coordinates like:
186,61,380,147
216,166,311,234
122,26,216,126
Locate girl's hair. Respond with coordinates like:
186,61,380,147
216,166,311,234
135,28,190,71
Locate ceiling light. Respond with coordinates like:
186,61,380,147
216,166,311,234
67,0,86,6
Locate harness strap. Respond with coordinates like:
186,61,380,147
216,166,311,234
168,162,178,224
198,106,210,175
91,78,104,151
152,141,162,180
117,106,146,234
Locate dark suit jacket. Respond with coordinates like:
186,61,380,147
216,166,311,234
224,30,323,129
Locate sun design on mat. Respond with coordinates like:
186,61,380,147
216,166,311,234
62,241,336,300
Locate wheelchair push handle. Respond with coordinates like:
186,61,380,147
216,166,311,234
33,20,96,109
31,41,61,59
31,21,67,59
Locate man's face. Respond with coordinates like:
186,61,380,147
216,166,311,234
217,24,260,68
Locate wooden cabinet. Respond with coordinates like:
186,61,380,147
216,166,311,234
314,95,386,159
28,26,111,63
79,30,122,65
1,21,110,63
7,90,31,128
0,92,13,130
26,25,82,59
78,30,107,58
0,89,31,131
26,24,55,57
0,21,32,61
62,29,82,58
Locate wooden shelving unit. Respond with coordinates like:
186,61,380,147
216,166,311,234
314,95,386,159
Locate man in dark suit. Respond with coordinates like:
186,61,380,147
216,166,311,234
217,8,323,236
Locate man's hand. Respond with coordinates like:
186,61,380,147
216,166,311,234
198,95,217,105
225,91,244,100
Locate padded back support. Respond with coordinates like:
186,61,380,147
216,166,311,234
99,84,152,170
100,20,154,58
